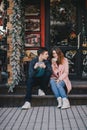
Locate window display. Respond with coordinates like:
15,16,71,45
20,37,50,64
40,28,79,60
25,0,41,47
50,0,77,47
25,33,40,47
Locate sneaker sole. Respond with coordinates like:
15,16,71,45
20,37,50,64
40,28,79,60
21,106,31,110
61,106,70,109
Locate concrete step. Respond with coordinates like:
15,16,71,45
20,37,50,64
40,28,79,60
0,81,87,95
0,81,87,107
0,94,87,107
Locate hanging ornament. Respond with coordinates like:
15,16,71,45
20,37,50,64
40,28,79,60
59,7,65,13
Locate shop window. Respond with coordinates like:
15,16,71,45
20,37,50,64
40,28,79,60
82,50,87,78
23,0,45,77
25,1,41,48
50,0,77,47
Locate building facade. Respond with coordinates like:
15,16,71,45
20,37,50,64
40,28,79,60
0,0,87,90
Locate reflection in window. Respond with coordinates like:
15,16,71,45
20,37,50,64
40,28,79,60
82,50,87,78
25,34,40,47
25,0,41,47
25,1,40,16
65,50,77,74
50,0,77,47
82,15,87,48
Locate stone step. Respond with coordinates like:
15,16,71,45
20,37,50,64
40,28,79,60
0,81,87,95
0,94,87,107
0,86,87,95
0,81,87,107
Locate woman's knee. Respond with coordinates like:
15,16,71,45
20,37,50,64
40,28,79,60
57,81,65,87
50,79,55,84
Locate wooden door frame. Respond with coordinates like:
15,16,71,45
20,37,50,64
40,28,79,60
41,0,45,47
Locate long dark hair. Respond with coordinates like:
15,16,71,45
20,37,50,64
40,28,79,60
50,46,64,65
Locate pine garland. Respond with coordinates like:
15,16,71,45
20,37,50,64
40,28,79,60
8,0,25,92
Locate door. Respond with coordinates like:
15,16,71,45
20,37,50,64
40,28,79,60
49,0,87,80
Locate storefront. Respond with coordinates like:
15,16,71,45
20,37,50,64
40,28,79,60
49,0,87,80
0,0,87,90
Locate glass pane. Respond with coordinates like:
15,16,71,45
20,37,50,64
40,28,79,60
25,33,40,47
50,0,77,47
81,11,87,48
65,50,77,74
82,50,87,78
25,1,40,16
25,0,41,47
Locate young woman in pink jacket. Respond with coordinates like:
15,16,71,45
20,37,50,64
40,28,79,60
50,46,72,109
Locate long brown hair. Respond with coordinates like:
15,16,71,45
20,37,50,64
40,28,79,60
50,46,64,65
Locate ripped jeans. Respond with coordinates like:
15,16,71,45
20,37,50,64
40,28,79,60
50,79,67,98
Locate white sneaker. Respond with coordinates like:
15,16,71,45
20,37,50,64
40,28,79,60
57,97,62,108
38,89,45,96
61,98,70,109
22,101,31,109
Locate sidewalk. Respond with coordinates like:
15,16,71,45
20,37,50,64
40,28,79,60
0,105,87,130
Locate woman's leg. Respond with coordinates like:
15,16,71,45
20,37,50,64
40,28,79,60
50,79,60,98
56,80,67,98
56,81,70,109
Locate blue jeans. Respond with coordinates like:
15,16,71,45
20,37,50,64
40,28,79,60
50,79,67,98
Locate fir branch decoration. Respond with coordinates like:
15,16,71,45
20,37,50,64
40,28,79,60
8,0,25,92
